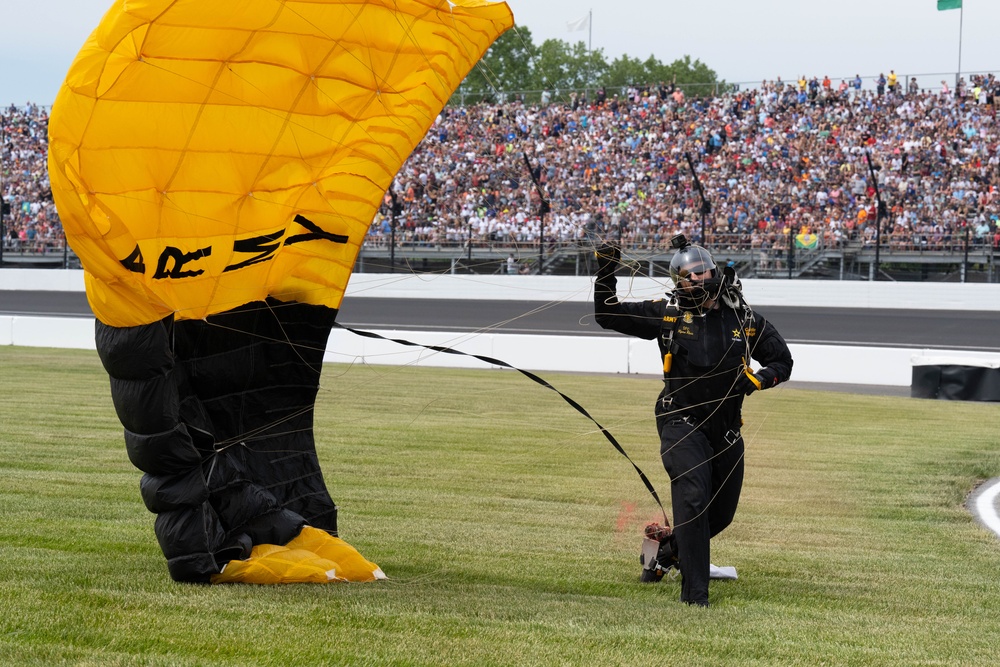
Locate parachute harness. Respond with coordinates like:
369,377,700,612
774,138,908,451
658,273,773,531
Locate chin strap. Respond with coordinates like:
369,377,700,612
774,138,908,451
673,291,707,315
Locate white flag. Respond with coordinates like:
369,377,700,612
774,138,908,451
566,13,590,32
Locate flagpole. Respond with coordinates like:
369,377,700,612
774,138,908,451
586,9,592,94
588,9,592,53
956,3,963,86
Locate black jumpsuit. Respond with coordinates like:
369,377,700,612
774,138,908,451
595,269,793,605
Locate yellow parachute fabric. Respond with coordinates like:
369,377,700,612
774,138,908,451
48,0,512,584
211,526,386,584
48,0,514,328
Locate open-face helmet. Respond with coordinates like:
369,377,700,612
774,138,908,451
669,244,722,310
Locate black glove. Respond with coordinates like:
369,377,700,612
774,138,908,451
734,368,767,395
595,244,620,278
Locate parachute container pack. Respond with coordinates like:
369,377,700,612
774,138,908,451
48,0,513,583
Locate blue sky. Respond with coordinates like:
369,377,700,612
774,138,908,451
2,0,996,106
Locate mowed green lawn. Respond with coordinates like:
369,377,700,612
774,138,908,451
1,346,999,666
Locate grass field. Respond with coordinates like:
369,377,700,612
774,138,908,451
1,346,999,666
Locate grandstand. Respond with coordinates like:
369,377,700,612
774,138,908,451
3,73,999,281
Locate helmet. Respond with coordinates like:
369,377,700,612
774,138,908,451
669,244,717,283
669,244,721,310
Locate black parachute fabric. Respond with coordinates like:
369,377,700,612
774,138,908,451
96,301,339,582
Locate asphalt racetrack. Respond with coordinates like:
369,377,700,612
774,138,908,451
3,290,998,354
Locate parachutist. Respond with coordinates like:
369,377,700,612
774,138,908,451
594,242,793,606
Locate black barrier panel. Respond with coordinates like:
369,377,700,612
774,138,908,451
912,365,1000,402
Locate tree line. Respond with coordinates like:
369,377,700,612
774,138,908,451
456,27,721,104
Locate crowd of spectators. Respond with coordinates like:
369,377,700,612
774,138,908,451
379,73,1000,258
1,103,61,254
4,73,1000,265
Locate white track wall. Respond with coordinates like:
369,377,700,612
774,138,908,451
4,269,999,387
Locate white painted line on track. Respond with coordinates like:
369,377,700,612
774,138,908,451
972,478,1000,539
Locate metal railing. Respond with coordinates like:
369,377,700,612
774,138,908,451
0,239,78,268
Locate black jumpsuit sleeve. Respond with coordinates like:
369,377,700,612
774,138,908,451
747,312,793,389
594,259,662,340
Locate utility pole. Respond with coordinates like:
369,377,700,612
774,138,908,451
685,152,711,249
962,222,970,283
0,112,6,267
389,188,401,274
865,152,887,281
522,152,550,275
787,228,795,280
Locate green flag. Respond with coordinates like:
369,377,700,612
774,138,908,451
938,0,961,10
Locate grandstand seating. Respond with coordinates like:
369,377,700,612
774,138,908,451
3,74,999,279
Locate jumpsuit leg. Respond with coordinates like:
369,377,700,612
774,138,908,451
659,421,745,605
659,419,713,605
708,428,744,539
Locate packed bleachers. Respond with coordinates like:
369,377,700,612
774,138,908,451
4,74,1000,265
377,74,1000,256
1,103,61,255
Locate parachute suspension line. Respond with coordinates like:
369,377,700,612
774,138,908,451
205,448,222,486
589,240,755,529
196,298,605,425
197,309,327,354
662,300,782,531
263,299,326,373
657,285,759,414
192,300,595,456
655,327,746,424
599,235,674,303
162,303,326,465
210,405,317,453
334,323,670,525
190,300,337,458
667,440,746,532
667,385,772,532
641,293,762,531
461,23,536,102
584,223,766,531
